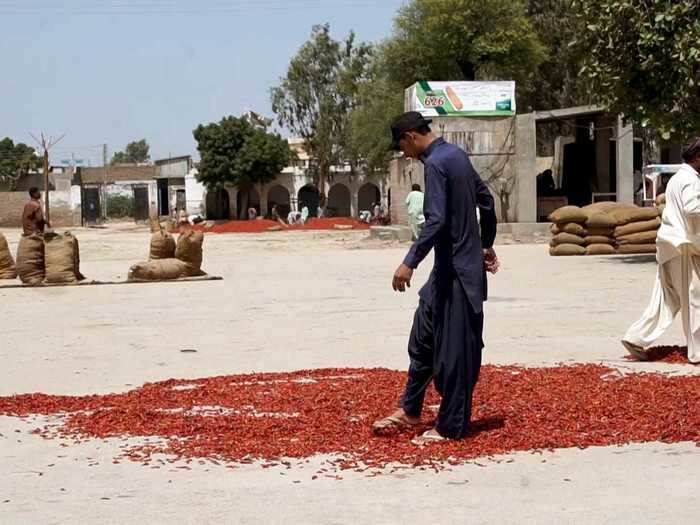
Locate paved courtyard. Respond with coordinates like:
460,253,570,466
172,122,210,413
0,226,698,524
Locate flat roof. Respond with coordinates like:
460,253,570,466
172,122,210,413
534,105,606,123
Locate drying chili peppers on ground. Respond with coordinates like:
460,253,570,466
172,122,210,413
623,345,690,364
179,217,370,234
0,364,697,473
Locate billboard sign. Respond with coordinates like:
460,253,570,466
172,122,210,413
406,80,516,116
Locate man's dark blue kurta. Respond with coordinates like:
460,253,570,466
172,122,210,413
400,137,497,439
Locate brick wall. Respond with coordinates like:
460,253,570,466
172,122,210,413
0,192,73,228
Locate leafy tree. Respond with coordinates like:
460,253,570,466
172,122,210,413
381,0,546,95
111,139,150,164
0,137,42,190
348,0,546,174
574,0,700,140
193,115,291,218
524,0,587,111
271,24,372,206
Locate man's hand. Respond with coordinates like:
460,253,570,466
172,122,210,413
392,263,414,292
484,247,500,274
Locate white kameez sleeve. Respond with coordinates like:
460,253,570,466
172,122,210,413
681,182,700,216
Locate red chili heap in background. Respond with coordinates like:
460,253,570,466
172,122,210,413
0,365,697,471
181,217,370,234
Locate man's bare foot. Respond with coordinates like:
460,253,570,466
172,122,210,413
372,409,420,434
411,428,447,446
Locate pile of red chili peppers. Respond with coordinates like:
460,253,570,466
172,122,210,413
623,345,690,364
0,364,697,472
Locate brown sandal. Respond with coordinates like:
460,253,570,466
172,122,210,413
372,414,419,434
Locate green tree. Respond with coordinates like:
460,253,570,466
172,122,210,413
0,137,42,190
574,0,700,140
524,0,587,111
111,139,150,164
193,115,291,218
271,24,372,206
348,0,546,173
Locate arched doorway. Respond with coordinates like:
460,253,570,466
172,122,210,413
205,187,230,220
358,182,380,214
327,184,351,217
298,185,320,218
267,184,291,219
236,187,261,219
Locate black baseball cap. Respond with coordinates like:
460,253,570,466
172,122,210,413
390,111,432,151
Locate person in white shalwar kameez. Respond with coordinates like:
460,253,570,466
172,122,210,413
623,138,700,364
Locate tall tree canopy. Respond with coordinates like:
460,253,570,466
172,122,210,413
111,139,150,164
271,24,372,204
348,0,546,173
0,137,41,190
574,0,700,139
193,115,290,191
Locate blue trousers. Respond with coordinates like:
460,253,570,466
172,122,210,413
401,278,484,439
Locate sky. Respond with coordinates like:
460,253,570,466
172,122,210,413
0,0,405,166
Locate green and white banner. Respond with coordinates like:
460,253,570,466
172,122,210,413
406,81,516,116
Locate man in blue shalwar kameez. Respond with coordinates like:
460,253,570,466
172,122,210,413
373,112,499,444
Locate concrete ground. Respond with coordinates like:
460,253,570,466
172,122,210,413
0,225,698,524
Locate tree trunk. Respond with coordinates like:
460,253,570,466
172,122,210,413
641,127,660,166
499,190,510,223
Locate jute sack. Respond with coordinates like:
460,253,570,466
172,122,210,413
584,235,615,246
608,206,660,225
551,222,586,236
656,193,666,206
614,217,661,238
586,226,615,237
586,212,617,229
44,232,84,284
0,233,17,280
586,244,616,256
548,206,587,225
16,234,45,284
617,230,658,245
617,244,657,255
128,259,189,281
149,230,176,260
583,202,636,214
175,230,205,276
551,232,585,246
550,244,585,256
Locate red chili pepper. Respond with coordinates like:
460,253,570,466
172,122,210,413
0,365,697,474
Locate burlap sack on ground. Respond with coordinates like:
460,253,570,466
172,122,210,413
44,232,84,284
617,230,658,245
608,206,661,225
614,217,661,238
550,222,586,236
128,259,190,281
586,244,616,256
175,230,205,276
0,233,17,280
16,234,45,284
586,226,615,237
586,212,617,229
551,232,585,246
149,230,176,260
617,244,657,254
549,244,585,256
583,202,636,214
656,193,666,206
584,235,615,246
548,206,587,225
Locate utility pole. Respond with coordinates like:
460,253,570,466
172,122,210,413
30,132,65,226
102,144,108,220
